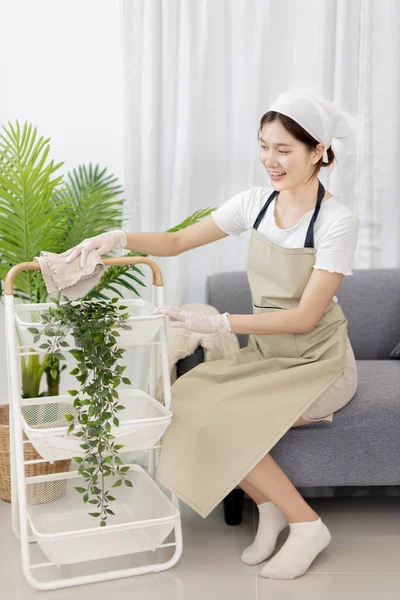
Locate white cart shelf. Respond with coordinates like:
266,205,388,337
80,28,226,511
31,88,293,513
21,389,173,461
15,298,165,349
27,465,180,565
4,257,183,591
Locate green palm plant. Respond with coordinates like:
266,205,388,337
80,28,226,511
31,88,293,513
54,163,125,257
0,122,125,398
0,122,66,302
0,120,215,399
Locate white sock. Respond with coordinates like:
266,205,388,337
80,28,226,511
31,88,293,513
260,517,331,580
241,501,288,566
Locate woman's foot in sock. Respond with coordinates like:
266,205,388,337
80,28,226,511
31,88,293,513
241,501,288,566
259,517,331,580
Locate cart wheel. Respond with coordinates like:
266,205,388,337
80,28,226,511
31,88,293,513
223,488,245,526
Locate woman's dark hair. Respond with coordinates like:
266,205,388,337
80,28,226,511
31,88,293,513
257,112,335,178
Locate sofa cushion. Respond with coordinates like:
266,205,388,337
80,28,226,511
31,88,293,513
269,360,400,486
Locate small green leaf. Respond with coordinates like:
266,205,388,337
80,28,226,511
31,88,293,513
111,479,123,488
89,512,100,518
68,389,78,396
27,327,40,335
64,414,74,422
72,456,83,463
124,479,133,487
74,487,86,494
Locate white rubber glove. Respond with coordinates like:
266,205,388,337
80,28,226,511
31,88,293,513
61,230,127,268
153,306,231,334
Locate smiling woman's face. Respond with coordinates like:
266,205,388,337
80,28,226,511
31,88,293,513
259,119,323,190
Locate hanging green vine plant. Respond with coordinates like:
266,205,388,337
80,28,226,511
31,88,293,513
29,296,133,526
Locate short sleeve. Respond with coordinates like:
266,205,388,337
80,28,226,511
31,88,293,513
211,187,258,236
313,214,359,276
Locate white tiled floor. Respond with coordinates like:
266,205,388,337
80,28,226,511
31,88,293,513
1,494,400,599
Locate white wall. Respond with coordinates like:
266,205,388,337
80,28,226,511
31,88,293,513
0,0,125,404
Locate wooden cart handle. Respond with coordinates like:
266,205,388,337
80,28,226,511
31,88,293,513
4,257,164,296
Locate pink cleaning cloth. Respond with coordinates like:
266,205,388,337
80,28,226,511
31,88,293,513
34,250,105,300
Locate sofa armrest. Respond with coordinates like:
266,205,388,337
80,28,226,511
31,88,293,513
176,345,205,378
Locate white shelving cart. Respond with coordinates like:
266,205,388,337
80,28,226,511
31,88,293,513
4,257,183,590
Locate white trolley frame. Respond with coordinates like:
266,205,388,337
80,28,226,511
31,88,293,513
4,258,183,590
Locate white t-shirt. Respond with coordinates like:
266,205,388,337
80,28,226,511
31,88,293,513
211,186,359,277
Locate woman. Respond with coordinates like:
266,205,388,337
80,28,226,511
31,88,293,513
62,90,359,580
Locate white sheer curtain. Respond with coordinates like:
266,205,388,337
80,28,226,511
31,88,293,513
120,0,400,306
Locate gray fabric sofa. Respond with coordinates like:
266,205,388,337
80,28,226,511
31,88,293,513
176,269,400,524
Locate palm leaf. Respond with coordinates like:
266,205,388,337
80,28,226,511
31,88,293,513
84,208,215,301
0,121,67,301
54,164,125,253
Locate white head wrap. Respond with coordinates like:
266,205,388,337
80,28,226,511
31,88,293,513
267,89,358,163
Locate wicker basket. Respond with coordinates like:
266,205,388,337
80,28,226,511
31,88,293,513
0,405,71,504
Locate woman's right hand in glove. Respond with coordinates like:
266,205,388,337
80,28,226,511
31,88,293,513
61,230,127,268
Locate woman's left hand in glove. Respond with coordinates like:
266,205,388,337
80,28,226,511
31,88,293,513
152,306,231,334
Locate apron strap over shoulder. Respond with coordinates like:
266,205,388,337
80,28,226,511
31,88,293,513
252,190,277,231
304,180,325,248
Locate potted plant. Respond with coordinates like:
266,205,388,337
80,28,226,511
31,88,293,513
0,119,215,502
0,120,215,398
0,121,125,397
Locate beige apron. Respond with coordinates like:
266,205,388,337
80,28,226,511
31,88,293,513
156,180,347,518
